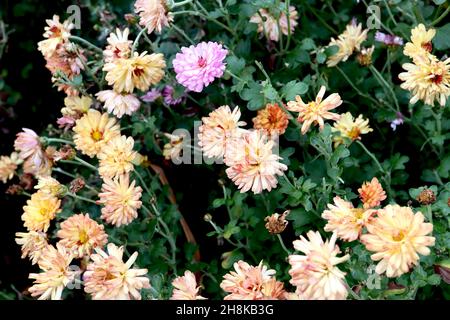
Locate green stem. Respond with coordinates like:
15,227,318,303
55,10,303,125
303,0,338,35
67,192,97,204
369,65,400,112
170,23,195,45
277,234,291,256
69,36,103,54
355,140,385,174
171,0,194,8
43,137,75,146
74,156,97,171
431,5,450,26
131,26,148,54
284,0,292,52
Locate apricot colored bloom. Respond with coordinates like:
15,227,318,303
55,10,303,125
322,196,374,242
73,109,121,158
163,133,185,160
83,243,150,300
198,105,246,159
173,42,228,92
22,191,61,232
249,4,298,42
96,90,141,118
403,24,435,63
225,130,288,194
15,231,48,265
98,136,137,179
358,177,387,209
37,15,73,58
134,0,172,34
14,128,41,160
286,86,342,135
104,52,166,93
57,213,108,258
103,28,132,63
171,270,206,300
0,152,22,183
97,174,142,227
288,231,349,300
220,261,286,300
252,103,289,137
28,243,79,300
360,205,435,277
61,95,92,118
34,176,66,197
327,19,368,67
331,112,372,147
399,56,450,107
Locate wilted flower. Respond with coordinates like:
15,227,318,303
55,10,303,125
173,42,228,92
252,103,289,138
358,177,387,209
361,204,435,277
288,231,349,300
286,86,342,134
0,152,22,183
356,46,374,66
264,210,289,235
15,231,48,265
22,190,61,232
171,270,206,300
14,128,42,160
37,15,73,58
331,112,372,147
69,177,85,193
96,90,141,118
374,31,403,46
163,133,185,160
403,24,435,63
416,189,436,205
83,243,150,300
53,145,76,161
98,135,137,179
103,28,132,63
249,4,298,42
134,0,172,34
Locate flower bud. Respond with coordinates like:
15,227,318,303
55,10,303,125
416,189,436,205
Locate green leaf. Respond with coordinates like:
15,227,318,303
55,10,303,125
240,81,265,110
226,56,246,75
262,81,279,101
427,274,441,286
281,80,309,101
434,23,450,50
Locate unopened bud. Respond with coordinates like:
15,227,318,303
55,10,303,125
356,46,374,66
203,213,212,222
417,189,436,205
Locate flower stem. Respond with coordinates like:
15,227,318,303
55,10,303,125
67,192,97,204
431,5,450,26
170,23,195,45
277,234,291,256
43,137,75,146
69,36,103,54
355,140,385,174
369,65,400,112
171,0,194,8
74,156,97,171
131,26,148,54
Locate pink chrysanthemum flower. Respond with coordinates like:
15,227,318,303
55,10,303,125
249,4,298,42
220,260,286,300
171,270,207,300
14,128,42,160
83,243,150,300
173,42,228,92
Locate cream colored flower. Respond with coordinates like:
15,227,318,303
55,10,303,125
404,24,435,63
286,86,342,134
34,176,66,197
61,95,92,117
360,204,435,277
97,136,137,179
162,133,185,160
358,177,387,209
134,0,173,34
103,28,132,63
37,15,73,58
97,174,142,227
288,231,349,300
0,152,22,183
73,109,121,158
171,271,206,300
249,4,298,42
15,231,48,265
331,112,372,147
22,191,61,232
96,90,141,118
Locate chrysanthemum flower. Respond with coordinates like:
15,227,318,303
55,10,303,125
0,152,22,183
97,174,142,227
198,105,246,159
252,103,289,138
141,88,161,102
162,85,184,105
15,231,48,265
220,261,286,300
96,90,141,118
103,52,166,93
173,42,228,92
288,231,349,300
28,244,79,300
22,190,61,232
331,112,372,147
374,31,403,46
97,136,137,179
37,15,73,58
403,24,435,63
73,109,121,158
286,86,342,134
360,205,435,277
134,0,172,34
103,28,132,63
249,4,298,42
14,128,42,160
399,56,450,106
61,95,92,118
358,177,387,209
225,130,288,194
322,196,374,242
163,133,185,160
83,243,150,300
22,148,54,178
356,46,375,66
327,19,368,67
57,213,108,258
34,176,66,197
171,270,206,300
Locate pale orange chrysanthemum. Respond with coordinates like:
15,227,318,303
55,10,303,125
28,243,79,300
97,174,142,227
360,204,435,277
83,243,150,300
73,109,121,158
322,196,374,242
103,52,166,93
403,24,435,63
225,130,288,194
134,0,173,34
22,190,61,232
331,112,373,147
0,152,22,183
37,15,73,58
358,177,387,209
170,270,207,300
220,260,286,300
57,213,108,258
198,105,246,159
249,4,298,42
286,86,342,135
288,231,349,300
103,28,132,63
15,231,48,265
34,176,66,197
97,135,137,179
252,103,289,138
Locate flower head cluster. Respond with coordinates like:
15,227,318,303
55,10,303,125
331,112,372,147
171,270,206,300
358,177,387,209
249,4,298,42
103,28,132,63
97,135,137,179
403,24,435,63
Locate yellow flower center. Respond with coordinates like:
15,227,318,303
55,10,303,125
78,229,89,244
352,208,365,220
392,230,406,242
348,127,361,140
91,130,103,141
307,101,322,113
39,207,49,216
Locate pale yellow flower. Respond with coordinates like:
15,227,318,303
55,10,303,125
134,0,173,34
249,4,298,42
0,152,22,183
404,24,435,63
15,231,48,265
34,176,66,197
97,135,137,179
37,15,73,58
331,112,372,147
358,177,387,209
360,204,435,277
22,190,61,232
171,270,207,300
61,95,92,117
103,28,132,63
162,133,185,160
